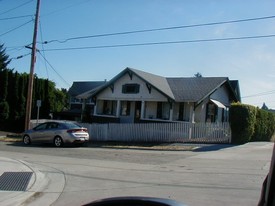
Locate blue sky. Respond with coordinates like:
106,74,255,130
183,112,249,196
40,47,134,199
1,0,275,108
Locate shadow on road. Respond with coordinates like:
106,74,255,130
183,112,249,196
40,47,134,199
5,141,85,148
193,144,237,152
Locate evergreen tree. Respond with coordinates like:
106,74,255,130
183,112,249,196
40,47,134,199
0,101,9,121
11,72,20,119
0,44,68,130
0,69,8,101
0,44,10,71
194,72,202,78
7,70,15,119
261,102,268,110
18,74,26,118
0,45,10,123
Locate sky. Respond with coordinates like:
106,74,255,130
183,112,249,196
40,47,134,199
1,0,275,109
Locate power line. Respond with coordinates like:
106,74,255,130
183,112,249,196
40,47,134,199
41,14,275,44
0,15,33,20
6,45,26,52
42,34,275,51
37,51,71,87
242,90,275,98
39,21,49,79
0,0,33,16
0,19,33,37
10,52,31,60
41,0,93,17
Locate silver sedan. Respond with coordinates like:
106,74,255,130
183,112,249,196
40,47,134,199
22,121,90,147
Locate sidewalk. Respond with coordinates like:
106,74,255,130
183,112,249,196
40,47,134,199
0,157,65,206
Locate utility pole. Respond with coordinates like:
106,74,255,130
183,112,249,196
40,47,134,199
24,0,41,130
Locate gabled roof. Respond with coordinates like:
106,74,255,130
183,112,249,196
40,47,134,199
68,81,106,97
167,77,228,102
229,80,241,102
88,67,175,100
76,67,240,104
128,68,174,99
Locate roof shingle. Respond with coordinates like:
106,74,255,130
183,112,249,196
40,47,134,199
167,77,228,102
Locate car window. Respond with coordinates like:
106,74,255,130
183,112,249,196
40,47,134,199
33,123,47,130
47,122,59,129
64,122,81,129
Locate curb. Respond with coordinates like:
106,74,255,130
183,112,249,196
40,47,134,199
0,158,65,206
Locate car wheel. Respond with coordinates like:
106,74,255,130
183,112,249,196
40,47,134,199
54,136,63,147
23,135,31,145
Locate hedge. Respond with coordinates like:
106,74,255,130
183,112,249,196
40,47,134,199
253,110,275,141
230,103,275,144
229,103,257,144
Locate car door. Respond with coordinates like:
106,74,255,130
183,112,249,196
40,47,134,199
31,123,48,143
41,122,59,143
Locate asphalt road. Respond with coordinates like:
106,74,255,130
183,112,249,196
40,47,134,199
0,141,273,206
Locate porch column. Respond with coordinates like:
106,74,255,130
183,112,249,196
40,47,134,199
169,108,173,121
141,101,145,119
81,99,86,121
189,104,195,123
188,104,195,140
93,102,97,115
116,100,121,117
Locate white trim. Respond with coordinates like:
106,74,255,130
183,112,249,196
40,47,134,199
210,99,226,109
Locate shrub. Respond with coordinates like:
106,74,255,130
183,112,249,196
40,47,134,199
266,112,275,141
251,109,275,142
0,101,9,120
229,103,257,144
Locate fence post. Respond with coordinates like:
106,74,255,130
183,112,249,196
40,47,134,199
189,122,192,140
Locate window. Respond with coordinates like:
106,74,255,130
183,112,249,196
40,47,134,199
71,98,82,103
120,101,131,116
103,100,116,115
34,123,47,130
206,103,217,122
157,102,170,120
178,103,185,121
122,84,140,94
47,122,59,129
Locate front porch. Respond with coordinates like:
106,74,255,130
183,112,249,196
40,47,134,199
93,100,196,123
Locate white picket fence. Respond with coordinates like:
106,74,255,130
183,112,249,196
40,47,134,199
30,120,231,143
81,122,231,143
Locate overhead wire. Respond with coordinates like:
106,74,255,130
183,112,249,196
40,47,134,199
0,19,33,37
41,0,93,17
41,14,275,44
0,15,33,20
39,20,49,79
37,51,71,88
42,34,275,51
10,52,31,60
0,0,34,16
6,45,26,52
242,90,275,98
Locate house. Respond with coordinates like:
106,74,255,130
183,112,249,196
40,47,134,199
55,81,106,121
77,67,241,123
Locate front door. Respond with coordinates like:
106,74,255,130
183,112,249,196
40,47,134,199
134,101,141,123
119,101,141,123
120,101,132,123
